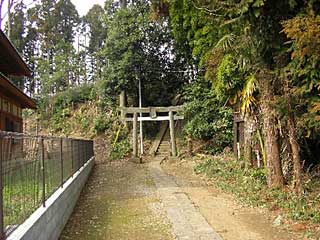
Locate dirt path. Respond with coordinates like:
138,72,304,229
60,157,301,240
60,160,174,240
162,160,302,240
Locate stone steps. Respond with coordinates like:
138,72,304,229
156,132,171,156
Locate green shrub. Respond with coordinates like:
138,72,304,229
109,138,130,160
51,108,71,134
93,114,113,134
183,78,233,153
51,84,96,112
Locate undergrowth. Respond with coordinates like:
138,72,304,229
25,84,132,161
109,138,131,160
195,157,320,224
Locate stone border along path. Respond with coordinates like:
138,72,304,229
148,161,223,240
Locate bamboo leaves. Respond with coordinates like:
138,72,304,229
241,74,258,114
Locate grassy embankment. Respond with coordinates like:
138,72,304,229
194,155,320,237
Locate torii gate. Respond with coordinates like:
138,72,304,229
120,106,184,158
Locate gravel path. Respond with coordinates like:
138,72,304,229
60,159,223,240
60,157,299,240
60,160,174,240
162,160,300,240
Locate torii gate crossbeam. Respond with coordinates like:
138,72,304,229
120,106,184,158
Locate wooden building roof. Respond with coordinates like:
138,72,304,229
0,30,31,76
0,73,36,109
0,29,36,109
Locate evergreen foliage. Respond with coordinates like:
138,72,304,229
101,0,188,106
165,0,320,190
184,77,233,152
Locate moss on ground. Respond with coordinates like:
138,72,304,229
60,161,174,240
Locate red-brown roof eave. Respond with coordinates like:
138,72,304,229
0,29,32,77
0,73,36,109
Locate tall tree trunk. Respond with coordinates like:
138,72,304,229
120,90,126,115
288,115,302,194
260,71,284,188
120,0,127,8
0,0,5,27
119,0,127,127
7,0,12,38
285,78,302,194
120,90,128,128
255,116,267,167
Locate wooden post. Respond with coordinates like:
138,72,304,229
133,112,138,158
120,91,126,120
169,111,177,157
120,91,128,128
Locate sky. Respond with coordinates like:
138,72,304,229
0,0,105,28
71,0,105,16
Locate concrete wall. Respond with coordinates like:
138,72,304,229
7,157,95,240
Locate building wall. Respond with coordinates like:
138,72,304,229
0,93,23,132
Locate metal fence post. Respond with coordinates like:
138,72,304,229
77,140,80,171
91,141,94,159
60,138,63,188
81,141,83,167
40,137,46,207
88,141,90,161
83,141,86,165
0,133,4,240
85,141,88,163
75,140,77,172
87,141,89,162
71,139,74,176
76,140,79,171
83,141,85,165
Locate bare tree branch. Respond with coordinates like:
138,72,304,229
0,0,6,27
0,0,36,32
191,2,223,17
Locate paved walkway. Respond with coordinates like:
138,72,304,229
148,161,222,240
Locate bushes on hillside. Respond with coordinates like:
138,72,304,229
183,78,234,153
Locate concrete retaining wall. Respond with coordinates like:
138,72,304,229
7,157,95,240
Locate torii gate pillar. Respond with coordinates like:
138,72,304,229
132,112,138,158
121,105,183,158
169,111,177,157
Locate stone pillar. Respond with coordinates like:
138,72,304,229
169,111,177,157
133,112,138,158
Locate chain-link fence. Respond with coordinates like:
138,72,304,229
0,131,94,239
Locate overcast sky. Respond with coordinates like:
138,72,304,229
0,0,106,29
71,0,105,16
